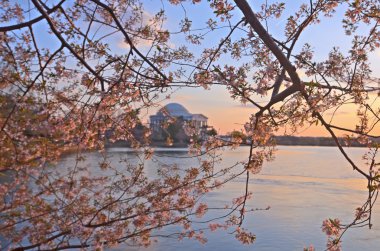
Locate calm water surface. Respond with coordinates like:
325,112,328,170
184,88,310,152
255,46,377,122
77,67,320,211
57,146,380,250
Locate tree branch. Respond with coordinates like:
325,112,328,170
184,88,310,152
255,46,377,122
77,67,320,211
0,0,66,32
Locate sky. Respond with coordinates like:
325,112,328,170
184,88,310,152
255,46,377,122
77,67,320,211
13,0,380,137
138,0,380,137
143,82,380,137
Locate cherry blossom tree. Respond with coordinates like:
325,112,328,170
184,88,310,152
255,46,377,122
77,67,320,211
1,0,379,250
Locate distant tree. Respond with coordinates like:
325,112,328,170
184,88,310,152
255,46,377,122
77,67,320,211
207,128,218,137
1,0,380,250
230,130,247,144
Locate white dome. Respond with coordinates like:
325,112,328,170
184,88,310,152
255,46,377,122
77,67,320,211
158,103,191,117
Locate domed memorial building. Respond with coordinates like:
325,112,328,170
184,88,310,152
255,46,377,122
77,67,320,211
149,103,209,143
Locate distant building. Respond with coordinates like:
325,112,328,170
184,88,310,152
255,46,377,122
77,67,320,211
149,103,208,142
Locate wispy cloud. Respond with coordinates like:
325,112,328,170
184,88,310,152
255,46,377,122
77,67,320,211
325,111,349,116
375,48,380,58
117,38,154,49
233,104,258,110
117,10,175,50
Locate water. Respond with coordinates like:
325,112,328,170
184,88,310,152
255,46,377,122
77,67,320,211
4,146,380,250
100,146,379,251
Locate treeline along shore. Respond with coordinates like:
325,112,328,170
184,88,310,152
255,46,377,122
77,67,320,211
107,135,378,148
273,136,377,147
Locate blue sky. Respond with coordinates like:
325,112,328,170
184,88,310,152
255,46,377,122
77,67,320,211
9,0,380,135
138,1,380,135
